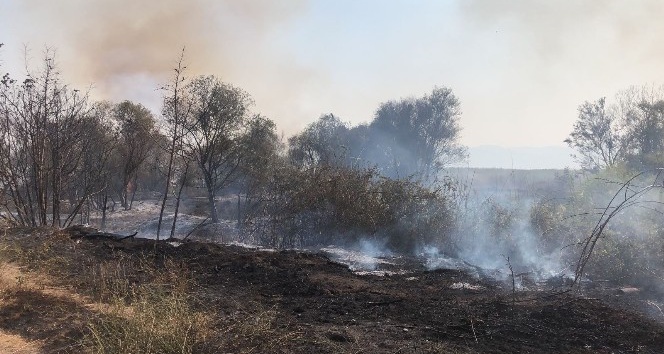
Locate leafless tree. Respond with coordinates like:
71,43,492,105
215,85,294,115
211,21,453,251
0,51,112,227
156,49,190,239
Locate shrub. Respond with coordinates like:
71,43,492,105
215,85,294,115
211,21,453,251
240,164,455,253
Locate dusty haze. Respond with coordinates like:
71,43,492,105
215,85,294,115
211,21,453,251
3,0,664,149
5,0,316,133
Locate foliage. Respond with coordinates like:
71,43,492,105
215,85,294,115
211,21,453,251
565,98,625,170
288,114,350,168
183,75,252,223
288,87,467,183
566,85,664,171
110,100,158,210
369,87,466,181
241,163,455,253
623,100,664,169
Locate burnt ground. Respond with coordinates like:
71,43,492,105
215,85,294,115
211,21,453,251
1,228,664,353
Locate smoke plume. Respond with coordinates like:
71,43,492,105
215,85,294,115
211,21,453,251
8,0,316,131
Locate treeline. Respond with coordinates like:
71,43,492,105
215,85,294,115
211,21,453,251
0,50,465,251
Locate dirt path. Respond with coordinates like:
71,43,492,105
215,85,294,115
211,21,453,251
0,261,102,353
0,331,40,354
0,263,44,353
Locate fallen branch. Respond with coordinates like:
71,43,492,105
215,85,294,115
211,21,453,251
183,216,210,241
66,225,137,241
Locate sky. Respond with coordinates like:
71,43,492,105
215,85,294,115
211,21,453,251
1,0,664,153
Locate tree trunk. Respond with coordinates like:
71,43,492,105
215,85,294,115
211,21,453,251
129,175,138,210
156,49,186,241
101,194,108,230
204,173,219,224
170,163,189,239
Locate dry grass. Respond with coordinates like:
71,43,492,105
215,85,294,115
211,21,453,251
0,228,291,353
0,227,502,353
0,229,213,353
85,282,212,354
82,259,215,354
215,304,304,353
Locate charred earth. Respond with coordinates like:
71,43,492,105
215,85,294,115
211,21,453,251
0,227,663,353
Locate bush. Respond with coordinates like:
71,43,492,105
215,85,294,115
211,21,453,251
240,164,455,253
563,167,664,286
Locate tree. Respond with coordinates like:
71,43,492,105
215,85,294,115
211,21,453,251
0,51,111,227
623,100,664,169
111,101,157,210
288,114,349,168
567,86,664,172
237,115,282,227
368,87,466,181
184,75,252,223
77,102,118,227
565,98,626,170
156,49,190,239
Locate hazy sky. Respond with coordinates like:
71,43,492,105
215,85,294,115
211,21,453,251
1,0,664,148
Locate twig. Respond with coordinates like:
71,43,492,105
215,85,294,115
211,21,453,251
573,170,664,287
366,299,403,306
182,216,209,241
504,255,516,309
647,300,664,318
470,318,478,343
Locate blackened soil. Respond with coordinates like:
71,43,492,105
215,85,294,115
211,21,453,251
4,228,664,353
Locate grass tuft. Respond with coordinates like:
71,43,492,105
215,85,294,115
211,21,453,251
85,262,212,354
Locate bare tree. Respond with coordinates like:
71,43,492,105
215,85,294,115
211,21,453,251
72,102,118,227
0,51,109,227
156,49,190,239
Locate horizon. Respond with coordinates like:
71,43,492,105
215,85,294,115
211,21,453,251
454,145,579,170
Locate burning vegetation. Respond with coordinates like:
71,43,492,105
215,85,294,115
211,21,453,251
2,44,664,352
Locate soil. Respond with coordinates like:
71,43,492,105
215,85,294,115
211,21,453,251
2,228,664,353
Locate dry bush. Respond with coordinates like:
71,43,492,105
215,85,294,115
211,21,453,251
241,164,455,253
560,168,664,286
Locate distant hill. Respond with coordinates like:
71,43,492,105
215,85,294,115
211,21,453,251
454,145,579,170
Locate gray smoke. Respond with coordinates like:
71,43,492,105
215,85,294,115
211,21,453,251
5,0,315,132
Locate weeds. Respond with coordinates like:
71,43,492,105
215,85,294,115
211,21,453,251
86,283,211,354
83,257,213,354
